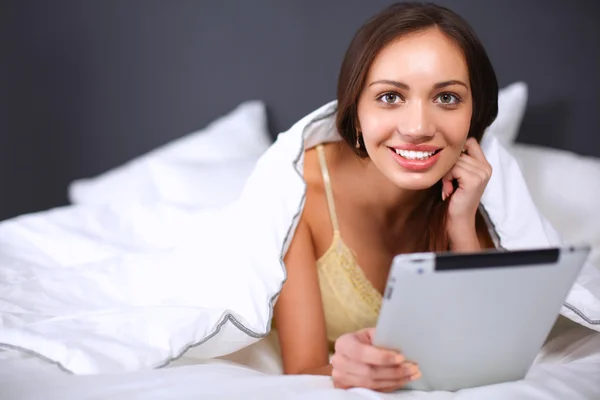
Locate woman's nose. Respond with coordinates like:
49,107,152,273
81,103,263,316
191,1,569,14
397,100,435,139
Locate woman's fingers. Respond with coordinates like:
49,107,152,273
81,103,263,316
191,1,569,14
378,370,422,393
455,159,492,188
462,139,492,175
333,368,417,391
462,137,487,162
332,353,417,381
455,158,485,177
456,152,492,177
332,329,422,393
442,156,490,201
335,332,403,367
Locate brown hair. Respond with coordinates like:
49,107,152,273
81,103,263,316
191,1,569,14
336,2,498,251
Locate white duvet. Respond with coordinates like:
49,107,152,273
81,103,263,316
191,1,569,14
1,318,599,399
1,98,600,398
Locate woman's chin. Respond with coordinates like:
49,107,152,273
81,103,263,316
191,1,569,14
389,173,442,192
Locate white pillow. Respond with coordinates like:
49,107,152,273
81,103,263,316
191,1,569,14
485,81,528,147
487,81,600,269
68,100,272,208
510,144,600,269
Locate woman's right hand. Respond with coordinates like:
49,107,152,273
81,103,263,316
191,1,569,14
331,328,421,392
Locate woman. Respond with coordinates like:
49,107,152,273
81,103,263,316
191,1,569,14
274,2,499,392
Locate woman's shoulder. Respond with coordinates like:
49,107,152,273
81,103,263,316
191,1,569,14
302,145,336,229
303,142,344,187
303,146,323,189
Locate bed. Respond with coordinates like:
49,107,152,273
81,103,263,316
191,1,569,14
2,2,600,399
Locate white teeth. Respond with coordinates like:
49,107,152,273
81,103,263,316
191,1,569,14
394,149,435,160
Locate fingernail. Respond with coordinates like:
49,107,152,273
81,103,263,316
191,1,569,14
441,192,447,201
410,371,422,381
403,364,417,375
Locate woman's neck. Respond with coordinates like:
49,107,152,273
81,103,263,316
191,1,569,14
336,143,430,231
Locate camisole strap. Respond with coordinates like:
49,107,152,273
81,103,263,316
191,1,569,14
316,144,340,232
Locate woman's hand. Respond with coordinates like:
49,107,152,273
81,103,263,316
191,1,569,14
331,328,421,392
441,137,492,251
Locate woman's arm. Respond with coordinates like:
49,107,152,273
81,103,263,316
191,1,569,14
447,219,481,252
274,217,331,375
275,217,420,389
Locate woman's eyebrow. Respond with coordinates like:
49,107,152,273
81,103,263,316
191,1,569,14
368,79,468,90
433,80,468,89
369,80,409,89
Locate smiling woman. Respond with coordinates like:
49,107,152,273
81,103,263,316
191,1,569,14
274,2,498,392
357,29,474,188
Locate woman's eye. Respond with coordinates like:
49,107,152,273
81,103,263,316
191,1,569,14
436,93,460,105
379,93,401,104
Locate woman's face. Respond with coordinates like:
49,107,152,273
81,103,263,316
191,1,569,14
356,28,472,191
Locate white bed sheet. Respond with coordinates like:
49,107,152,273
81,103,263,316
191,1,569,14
2,320,599,400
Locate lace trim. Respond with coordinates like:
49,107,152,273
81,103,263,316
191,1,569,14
317,233,382,316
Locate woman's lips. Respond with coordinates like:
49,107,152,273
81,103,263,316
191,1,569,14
389,146,442,171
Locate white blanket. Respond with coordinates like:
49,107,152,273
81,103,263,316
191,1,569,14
0,101,599,377
1,320,599,399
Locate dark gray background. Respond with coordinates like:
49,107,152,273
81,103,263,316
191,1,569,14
1,0,599,222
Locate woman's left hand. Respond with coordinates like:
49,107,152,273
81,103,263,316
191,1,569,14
441,137,492,239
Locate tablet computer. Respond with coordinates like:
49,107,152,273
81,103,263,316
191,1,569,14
373,245,590,392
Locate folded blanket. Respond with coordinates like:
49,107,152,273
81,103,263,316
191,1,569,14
0,101,599,375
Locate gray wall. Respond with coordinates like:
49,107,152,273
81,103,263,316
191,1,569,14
1,0,599,221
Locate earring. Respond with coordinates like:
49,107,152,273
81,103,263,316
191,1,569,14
355,132,362,149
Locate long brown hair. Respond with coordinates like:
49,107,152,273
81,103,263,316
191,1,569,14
336,2,498,251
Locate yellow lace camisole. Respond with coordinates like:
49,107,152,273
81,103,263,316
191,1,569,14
315,144,382,347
